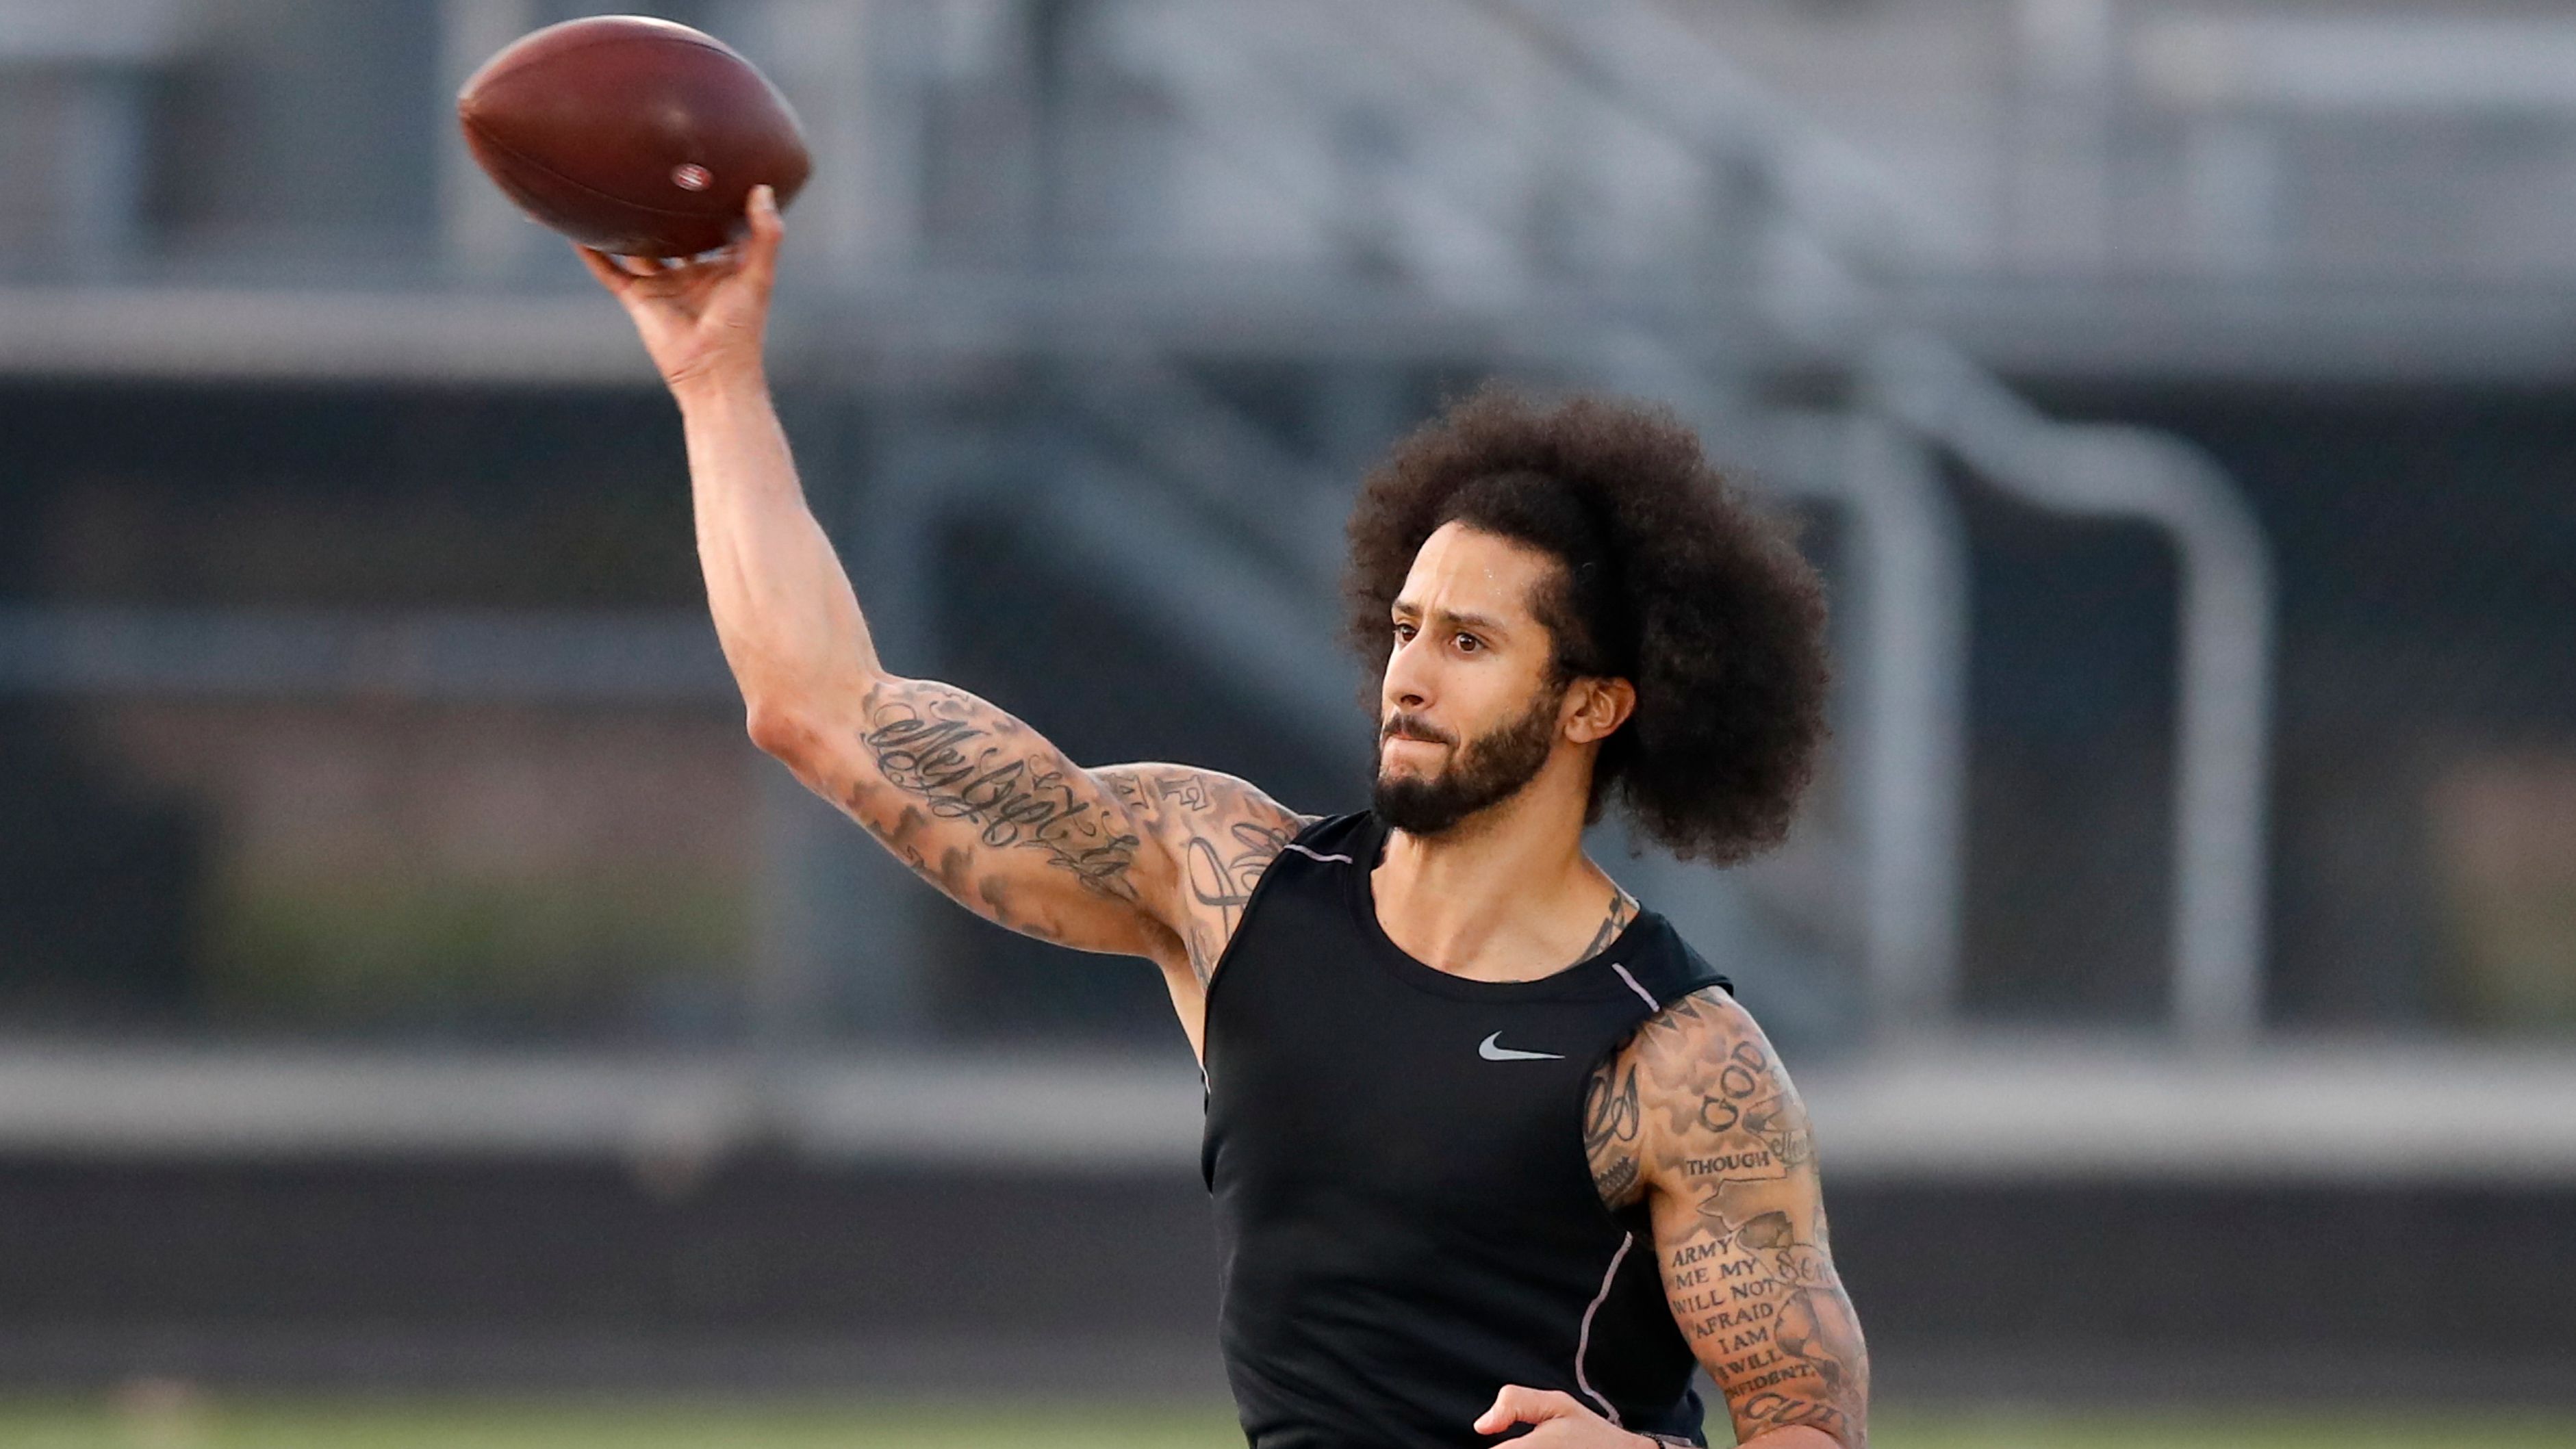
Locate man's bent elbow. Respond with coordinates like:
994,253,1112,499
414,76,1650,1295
744,697,822,765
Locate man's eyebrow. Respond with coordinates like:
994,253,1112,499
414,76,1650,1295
1393,600,1511,637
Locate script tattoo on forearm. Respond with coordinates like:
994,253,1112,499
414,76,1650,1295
1666,1203,1865,1448
854,683,1143,916
1602,990,1867,1448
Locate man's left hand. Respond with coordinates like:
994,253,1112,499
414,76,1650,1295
1473,1386,1648,1446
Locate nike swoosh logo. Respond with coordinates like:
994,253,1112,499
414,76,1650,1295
1479,1031,1564,1062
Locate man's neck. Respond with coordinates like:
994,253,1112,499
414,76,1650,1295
1373,774,1624,984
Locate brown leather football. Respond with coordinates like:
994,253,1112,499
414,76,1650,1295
457,15,811,258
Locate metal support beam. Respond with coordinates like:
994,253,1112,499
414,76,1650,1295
0,606,732,701
1756,411,1972,1035
1870,333,2277,1045
437,0,540,279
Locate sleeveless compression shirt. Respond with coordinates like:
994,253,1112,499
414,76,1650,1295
1201,810,1733,1448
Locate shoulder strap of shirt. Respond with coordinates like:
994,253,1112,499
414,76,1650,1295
1275,810,1370,868
1606,914,1734,1014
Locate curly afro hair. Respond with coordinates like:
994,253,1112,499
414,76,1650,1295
1343,385,1831,864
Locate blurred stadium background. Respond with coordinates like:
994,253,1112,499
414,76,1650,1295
3,0,2574,1443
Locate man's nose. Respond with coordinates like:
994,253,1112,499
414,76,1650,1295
1383,636,1431,712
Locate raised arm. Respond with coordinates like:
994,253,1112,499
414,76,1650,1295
1585,990,1869,1449
576,192,1308,1021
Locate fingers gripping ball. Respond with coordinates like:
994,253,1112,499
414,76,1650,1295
457,15,811,258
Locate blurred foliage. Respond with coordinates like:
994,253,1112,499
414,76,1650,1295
201,868,750,1036
2430,754,2576,1029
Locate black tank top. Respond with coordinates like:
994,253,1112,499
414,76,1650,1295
1201,810,1732,1448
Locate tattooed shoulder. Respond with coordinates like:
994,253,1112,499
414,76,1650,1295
1096,763,1312,984
1633,989,1815,1180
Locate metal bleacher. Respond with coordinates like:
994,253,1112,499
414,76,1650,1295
1,0,2273,1053
0,1,2334,1198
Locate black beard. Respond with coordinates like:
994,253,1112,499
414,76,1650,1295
1372,685,1564,837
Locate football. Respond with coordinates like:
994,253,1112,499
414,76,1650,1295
457,15,811,258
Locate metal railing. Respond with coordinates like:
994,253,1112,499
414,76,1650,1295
0,0,2281,1046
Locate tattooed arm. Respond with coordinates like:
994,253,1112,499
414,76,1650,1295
775,687,1309,977
578,196,1308,1034
1584,990,1869,1449
680,370,1308,988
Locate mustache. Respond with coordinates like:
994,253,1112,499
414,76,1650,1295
1380,713,1457,747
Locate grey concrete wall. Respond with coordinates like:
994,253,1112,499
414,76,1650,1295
1,1153,2568,1404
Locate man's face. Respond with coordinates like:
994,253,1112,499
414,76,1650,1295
1373,522,1570,836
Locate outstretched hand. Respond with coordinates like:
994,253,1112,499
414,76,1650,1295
576,183,783,398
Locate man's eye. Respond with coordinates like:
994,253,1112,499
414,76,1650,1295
1392,621,1415,641
1455,634,1481,652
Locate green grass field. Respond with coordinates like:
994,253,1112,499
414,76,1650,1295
5,1397,2572,1449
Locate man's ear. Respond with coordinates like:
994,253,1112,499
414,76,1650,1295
1562,676,1637,744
